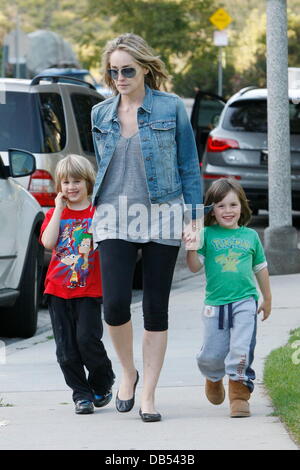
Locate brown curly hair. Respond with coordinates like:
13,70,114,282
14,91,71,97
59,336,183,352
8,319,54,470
204,178,252,227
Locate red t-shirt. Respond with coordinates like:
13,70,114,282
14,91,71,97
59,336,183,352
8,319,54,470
40,205,102,299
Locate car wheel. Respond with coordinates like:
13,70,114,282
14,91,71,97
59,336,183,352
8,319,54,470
1,232,43,338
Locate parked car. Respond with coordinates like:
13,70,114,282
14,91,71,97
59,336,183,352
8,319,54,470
36,67,113,98
0,75,105,215
0,149,44,338
201,86,300,212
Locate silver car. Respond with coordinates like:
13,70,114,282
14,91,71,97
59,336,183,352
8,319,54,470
201,87,300,213
0,76,105,214
0,150,44,338
0,76,105,268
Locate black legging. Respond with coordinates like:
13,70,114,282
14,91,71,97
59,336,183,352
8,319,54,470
98,239,179,331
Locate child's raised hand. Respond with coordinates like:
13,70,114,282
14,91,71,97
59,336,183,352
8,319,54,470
257,299,272,321
55,192,67,211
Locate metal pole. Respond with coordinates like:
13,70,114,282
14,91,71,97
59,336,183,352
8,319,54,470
218,47,223,96
264,0,300,273
267,0,291,227
15,11,20,78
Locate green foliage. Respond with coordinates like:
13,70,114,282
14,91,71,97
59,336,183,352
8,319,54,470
0,0,112,72
264,328,300,446
85,0,217,95
287,11,300,67
2,1,300,96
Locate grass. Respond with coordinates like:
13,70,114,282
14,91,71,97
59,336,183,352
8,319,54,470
264,327,300,447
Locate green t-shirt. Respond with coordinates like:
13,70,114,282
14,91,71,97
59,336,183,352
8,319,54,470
197,224,266,305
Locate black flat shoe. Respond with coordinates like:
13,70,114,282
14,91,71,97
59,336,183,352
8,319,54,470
116,371,139,413
139,408,161,422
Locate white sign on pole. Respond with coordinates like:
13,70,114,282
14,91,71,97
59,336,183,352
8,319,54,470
213,30,228,47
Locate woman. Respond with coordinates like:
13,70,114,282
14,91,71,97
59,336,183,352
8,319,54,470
91,33,202,422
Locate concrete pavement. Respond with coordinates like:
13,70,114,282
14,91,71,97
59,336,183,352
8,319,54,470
0,271,299,450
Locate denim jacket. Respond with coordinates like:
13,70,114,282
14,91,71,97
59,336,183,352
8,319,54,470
91,85,203,217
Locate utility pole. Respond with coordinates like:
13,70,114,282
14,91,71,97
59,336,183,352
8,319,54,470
218,48,223,96
264,0,300,273
15,10,20,78
209,8,232,97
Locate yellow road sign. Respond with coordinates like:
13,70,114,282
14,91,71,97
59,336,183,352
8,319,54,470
209,8,232,31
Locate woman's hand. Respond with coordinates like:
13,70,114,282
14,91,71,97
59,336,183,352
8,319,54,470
182,219,202,250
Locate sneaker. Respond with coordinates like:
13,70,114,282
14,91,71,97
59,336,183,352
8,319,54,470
75,400,94,414
94,389,113,408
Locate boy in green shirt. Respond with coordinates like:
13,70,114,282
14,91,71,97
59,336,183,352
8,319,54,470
186,178,272,418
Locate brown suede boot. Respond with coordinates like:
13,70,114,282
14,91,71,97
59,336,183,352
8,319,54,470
229,379,251,418
205,379,225,405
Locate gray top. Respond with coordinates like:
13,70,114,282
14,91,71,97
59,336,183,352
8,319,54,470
92,133,184,246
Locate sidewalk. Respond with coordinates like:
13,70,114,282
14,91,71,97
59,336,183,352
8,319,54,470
0,272,299,450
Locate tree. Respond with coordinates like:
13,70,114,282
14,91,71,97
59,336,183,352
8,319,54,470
85,0,217,95
227,9,267,92
225,7,300,95
0,0,112,72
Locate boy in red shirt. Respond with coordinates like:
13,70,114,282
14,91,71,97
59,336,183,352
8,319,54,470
40,155,114,414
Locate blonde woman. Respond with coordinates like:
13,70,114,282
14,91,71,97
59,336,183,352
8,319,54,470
91,34,202,422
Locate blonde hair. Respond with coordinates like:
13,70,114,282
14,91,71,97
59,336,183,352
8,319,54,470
55,155,95,196
204,178,252,227
102,33,169,94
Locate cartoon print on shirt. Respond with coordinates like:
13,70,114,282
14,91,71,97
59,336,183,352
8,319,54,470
54,219,94,288
215,249,242,272
59,252,81,288
61,224,72,244
75,232,93,287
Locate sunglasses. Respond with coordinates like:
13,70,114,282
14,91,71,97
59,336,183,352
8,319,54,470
107,67,137,80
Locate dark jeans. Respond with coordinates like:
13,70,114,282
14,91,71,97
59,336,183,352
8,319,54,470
48,295,115,402
98,239,180,331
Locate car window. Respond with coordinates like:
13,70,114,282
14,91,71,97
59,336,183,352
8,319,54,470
223,100,268,133
71,93,102,153
38,93,66,152
0,92,43,152
223,99,300,134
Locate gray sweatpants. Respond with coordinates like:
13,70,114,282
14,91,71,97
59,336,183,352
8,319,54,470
196,297,257,392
